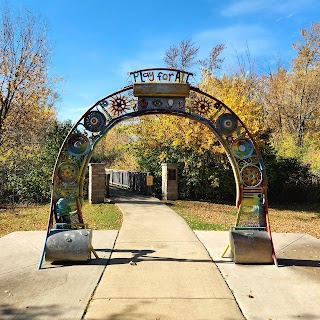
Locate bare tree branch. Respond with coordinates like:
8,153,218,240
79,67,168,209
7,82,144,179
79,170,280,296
0,4,59,149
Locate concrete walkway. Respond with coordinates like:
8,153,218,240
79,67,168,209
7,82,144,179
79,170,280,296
1,188,319,319
196,231,320,320
84,188,244,320
0,230,118,320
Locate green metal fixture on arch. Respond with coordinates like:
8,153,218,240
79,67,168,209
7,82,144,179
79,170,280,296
38,68,277,269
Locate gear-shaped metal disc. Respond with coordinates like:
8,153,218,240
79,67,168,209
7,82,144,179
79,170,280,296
67,134,91,156
84,111,106,132
241,165,262,187
216,113,238,135
57,161,79,183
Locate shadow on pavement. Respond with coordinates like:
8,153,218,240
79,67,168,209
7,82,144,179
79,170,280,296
43,247,214,268
0,304,61,320
277,258,320,267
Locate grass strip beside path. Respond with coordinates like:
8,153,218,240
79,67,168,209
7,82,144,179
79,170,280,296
164,200,236,231
0,202,122,238
1,199,319,239
165,200,320,239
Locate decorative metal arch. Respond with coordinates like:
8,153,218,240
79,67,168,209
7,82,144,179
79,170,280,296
39,68,276,268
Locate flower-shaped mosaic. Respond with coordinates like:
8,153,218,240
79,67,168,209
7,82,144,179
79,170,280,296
109,94,130,116
194,97,211,115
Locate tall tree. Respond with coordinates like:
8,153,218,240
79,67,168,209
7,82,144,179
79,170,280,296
164,38,226,74
164,38,199,70
199,43,226,75
0,3,58,150
0,119,73,205
203,74,265,137
291,21,320,147
261,21,320,149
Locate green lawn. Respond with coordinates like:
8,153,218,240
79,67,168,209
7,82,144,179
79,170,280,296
1,199,319,240
0,201,122,238
165,200,320,239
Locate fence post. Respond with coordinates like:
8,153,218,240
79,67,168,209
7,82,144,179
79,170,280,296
105,173,110,198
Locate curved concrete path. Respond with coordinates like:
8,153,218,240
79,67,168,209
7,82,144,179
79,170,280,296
84,189,244,320
1,188,318,319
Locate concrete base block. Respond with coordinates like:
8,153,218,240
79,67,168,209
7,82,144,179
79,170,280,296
230,229,273,264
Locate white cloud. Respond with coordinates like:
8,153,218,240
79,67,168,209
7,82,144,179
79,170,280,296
219,0,314,18
57,106,86,122
195,24,274,59
275,13,294,22
220,0,270,17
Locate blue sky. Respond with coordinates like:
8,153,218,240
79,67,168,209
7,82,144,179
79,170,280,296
17,0,320,122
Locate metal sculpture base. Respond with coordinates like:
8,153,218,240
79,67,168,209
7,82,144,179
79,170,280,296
45,229,94,262
229,228,273,264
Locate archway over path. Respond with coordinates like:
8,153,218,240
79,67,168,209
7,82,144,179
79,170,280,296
39,68,276,268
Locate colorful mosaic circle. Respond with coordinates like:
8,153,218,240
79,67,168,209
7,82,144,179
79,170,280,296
216,113,238,135
109,94,130,116
241,165,262,187
195,97,211,114
57,161,79,183
84,111,106,132
67,134,90,157
231,138,254,160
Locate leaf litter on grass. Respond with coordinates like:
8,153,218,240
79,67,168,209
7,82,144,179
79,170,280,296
0,202,122,238
165,200,320,239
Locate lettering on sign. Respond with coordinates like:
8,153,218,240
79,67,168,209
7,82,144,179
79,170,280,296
146,175,153,186
130,69,193,84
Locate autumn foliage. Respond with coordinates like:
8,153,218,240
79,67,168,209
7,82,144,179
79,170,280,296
0,5,62,206
1,4,320,206
105,24,320,204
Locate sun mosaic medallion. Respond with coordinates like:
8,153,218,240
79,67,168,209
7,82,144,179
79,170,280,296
57,161,79,183
109,94,131,116
194,97,212,115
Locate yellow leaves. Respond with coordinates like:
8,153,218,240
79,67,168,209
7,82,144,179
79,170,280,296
172,138,182,147
0,4,59,153
159,152,167,162
120,111,227,167
197,161,203,168
93,126,139,170
200,72,265,139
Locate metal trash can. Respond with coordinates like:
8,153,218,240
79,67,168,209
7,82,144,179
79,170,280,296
45,229,92,262
229,227,273,264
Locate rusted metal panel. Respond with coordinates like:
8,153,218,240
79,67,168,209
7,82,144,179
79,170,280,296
137,96,186,112
133,83,190,97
